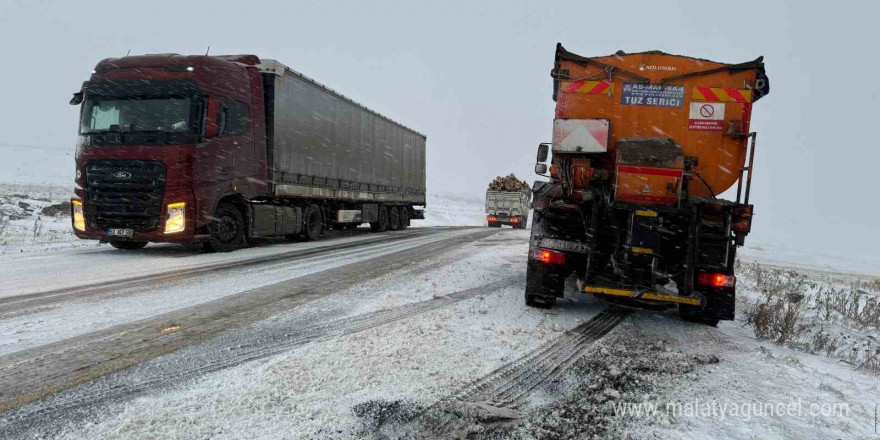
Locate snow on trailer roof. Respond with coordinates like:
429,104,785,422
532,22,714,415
555,43,765,70
258,59,426,139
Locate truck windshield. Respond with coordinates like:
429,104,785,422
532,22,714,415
80,98,190,134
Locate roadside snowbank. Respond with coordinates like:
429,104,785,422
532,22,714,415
0,183,74,248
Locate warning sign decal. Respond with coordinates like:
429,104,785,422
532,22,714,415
621,83,684,108
688,102,724,131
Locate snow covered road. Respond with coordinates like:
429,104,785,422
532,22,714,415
0,227,878,439
0,228,499,409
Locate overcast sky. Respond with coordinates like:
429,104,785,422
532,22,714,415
0,0,877,260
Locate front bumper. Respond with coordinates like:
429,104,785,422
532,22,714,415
72,187,199,243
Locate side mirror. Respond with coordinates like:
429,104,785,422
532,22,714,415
204,97,221,139
537,143,550,163
535,163,548,175
69,92,84,106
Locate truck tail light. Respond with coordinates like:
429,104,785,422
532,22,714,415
511,217,520,223
71,199,85,231
530,248,566,265
697,272,736,288
164,202,186,234
487,215,497,222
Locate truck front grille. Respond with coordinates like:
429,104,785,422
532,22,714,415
85,160,166,232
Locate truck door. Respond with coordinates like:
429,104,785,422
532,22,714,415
193,97,234,220
222,99,256,191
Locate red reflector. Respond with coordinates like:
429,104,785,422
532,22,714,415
530,247,566,265
697,273,736,287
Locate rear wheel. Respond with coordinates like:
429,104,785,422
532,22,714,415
204,203,246,252
399,207,410,229
679,306,720,327
301,204,323,241
370,205,389,232
109,241,148,250
388,206,401,231
525,291,556,309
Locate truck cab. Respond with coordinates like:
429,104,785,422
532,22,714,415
70,54,267,250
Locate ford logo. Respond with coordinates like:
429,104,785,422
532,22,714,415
112,171,132,179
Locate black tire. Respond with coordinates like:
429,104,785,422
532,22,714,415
204,203,246,252
518,216,528,229
388,206,401,231
370,205,389,232
109,241,148,250
525,292,556,309
399,207,410,230
301,204,323,241
679,306,720,327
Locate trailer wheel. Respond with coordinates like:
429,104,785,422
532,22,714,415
109,241,148,250
301,204,323,241
388,206,401,231
371,205,389,232
399,207,410,230
518,216,528,229
204,203,246,252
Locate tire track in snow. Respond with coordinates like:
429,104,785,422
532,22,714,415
407,309,629,437
0,274,522,435
451,309,630,408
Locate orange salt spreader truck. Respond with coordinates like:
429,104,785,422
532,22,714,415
527,44,769,325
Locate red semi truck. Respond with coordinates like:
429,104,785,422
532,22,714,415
69,54,426,251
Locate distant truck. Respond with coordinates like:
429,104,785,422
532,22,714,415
485,191,530,229
527,44,769,325
69,54,426,251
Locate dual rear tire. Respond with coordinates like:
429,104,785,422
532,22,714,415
371,205,408,232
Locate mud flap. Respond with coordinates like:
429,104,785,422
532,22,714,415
703,288,736,321
681,288,735,321
526,258,568,298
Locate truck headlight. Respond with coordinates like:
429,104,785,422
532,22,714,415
71,199,85,231
164,202,186,234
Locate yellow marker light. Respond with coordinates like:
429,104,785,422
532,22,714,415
164,202,186,234
71,199,86,231
634,210,658,217
631,246,653,254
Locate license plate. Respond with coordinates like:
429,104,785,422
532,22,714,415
107,228,134,238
